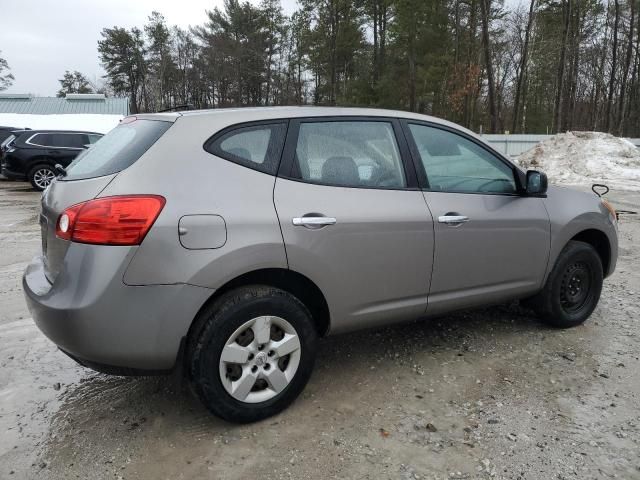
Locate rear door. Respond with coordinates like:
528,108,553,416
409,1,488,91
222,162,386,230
274,118,434,333
403,121,550,315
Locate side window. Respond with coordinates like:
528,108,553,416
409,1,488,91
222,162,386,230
205,123,287,175
87,134,103,144
408,124,517,194
57,134,86,149
29,133,53,147
293,121,406,188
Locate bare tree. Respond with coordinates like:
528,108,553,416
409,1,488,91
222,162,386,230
605,0,620,131
512,0,536,133
617,0,635,134
480,0,498,132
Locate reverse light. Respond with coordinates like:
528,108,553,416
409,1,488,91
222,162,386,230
55,195,166,245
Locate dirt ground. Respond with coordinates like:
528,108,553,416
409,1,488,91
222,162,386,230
0,179,638,480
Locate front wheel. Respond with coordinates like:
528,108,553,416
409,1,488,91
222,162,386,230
188,286,318,423
531,240,603,328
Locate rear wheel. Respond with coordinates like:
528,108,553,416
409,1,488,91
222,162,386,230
531,241,603,328
188,285,318,423
28,164,56,191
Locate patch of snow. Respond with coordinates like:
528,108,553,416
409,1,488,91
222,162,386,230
0,113,122,134
516,131,640,191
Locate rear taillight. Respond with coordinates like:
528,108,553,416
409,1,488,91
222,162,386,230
56,195,166,245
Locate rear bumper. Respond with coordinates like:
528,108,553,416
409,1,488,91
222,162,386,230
23,244,213,372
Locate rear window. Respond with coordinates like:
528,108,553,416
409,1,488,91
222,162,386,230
63,119,171,181
1,134,15,149
0,131,13,143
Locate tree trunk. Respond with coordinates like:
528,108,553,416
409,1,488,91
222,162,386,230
480,0,497,133
563,0,580,132
554,0,571,133
512,0,536,133
605,0,620,132
617,0,635,134
408,36,417,111
462,0,478,128
372,0,379,84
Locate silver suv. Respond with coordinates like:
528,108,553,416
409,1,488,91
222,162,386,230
23,108,618,422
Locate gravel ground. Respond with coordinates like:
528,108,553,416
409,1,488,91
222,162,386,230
0,179,638,480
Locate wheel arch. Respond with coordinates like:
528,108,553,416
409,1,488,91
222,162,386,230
27,156,56,170
569,229,611,276
186,268,331,346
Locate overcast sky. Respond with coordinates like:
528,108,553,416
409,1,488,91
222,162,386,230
1,0,297,96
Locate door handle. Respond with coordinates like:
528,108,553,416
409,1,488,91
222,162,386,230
292,216,337,227
438,215,469,225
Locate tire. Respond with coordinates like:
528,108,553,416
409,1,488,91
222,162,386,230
187,285,318,423
28,163,56,191
531,240,603,328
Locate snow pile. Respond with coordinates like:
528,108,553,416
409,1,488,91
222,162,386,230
517,131,640,191
0,113,122,134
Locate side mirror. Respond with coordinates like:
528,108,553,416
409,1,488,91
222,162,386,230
526,170,548,195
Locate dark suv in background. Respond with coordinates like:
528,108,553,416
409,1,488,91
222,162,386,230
1,130,103,190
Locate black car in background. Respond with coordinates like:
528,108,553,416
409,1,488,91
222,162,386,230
1,130,103,190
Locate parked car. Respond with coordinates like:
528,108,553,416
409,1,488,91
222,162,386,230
23,108,618,423
1,130,103,190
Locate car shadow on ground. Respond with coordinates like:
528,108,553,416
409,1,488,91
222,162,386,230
0,180,34,193
44,302,546,438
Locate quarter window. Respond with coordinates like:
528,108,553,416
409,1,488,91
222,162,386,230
408,124,517,194
205,123,287,175
293,121,406,189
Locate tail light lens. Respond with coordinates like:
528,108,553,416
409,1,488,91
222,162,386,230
56,195,166,245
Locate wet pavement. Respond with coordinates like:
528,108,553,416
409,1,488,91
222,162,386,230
0,179,638,479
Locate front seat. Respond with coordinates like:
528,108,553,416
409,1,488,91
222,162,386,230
321,156,359,186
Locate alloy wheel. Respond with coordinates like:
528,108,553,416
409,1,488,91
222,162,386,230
33,168,56,189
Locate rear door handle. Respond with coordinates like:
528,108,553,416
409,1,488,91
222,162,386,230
438,215,469,225
292,216,337,227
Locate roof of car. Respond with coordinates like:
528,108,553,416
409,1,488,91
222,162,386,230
134,106,482,141
178,106,452,122
17,130,103,135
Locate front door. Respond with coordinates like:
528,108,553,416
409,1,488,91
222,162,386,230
274,118,434,333
404,122,550,315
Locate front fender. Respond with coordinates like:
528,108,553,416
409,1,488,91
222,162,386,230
543,186,618,282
